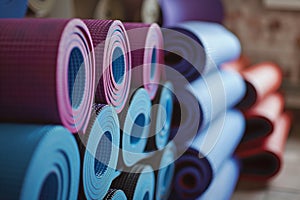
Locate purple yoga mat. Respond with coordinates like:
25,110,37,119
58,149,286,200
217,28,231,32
159,0,224,26
84,20,132,113
124,22,163,100
0,18,95,133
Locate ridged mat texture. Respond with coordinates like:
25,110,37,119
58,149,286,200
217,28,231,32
76,104,120,200
0,18,95,134
84,19,131,113
124,22,163,100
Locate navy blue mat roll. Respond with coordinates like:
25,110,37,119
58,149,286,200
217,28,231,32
198,158,240,200
111,164,155,200
119,88,151,167
104,189,127,200
0,0,27,18
146,82,174,151
188,69,246,130
171,110,245,200
0,124,80,200
77,104,120,200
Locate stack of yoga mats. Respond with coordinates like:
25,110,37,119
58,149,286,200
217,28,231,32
226,61,293,183
0,17,175,200
0,0,292,199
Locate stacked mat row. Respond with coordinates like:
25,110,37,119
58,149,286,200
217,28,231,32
159,20,246,200
224,58,292,183
0,18,176,200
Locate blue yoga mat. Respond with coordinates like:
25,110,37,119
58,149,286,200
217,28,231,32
155,142,176,200
0,124,80,200
147,82,174,151
111,164,155,200
171,110,245,199
198,158,240,200
104,189,127,200
119,88,152,167
163,21,240,82
77,104,120,200
0,0,28,18
188,69,246,131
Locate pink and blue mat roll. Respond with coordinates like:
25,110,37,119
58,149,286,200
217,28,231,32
0,18,95,134
0,124,80,199
84,19,132,113
171,110,245,200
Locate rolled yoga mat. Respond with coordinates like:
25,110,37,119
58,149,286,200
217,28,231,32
0,18,95,134
111,164,155,200
76,104,120,200
124,22,163,100
236,113,292,182
197,158,240,200
163,21,241,82
140,142,176,200
104,189,127,200
188,69,246,130
146,82,174,151
170,88,201,142
118,88,151,167
171,110,245,200
0,0,28,18
83,19,131,113
27,0,57,17
0,124,80,200
140,0,223,26
238,93,284,150
237,62,283,109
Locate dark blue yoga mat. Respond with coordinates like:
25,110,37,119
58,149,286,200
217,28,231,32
0,0,27,18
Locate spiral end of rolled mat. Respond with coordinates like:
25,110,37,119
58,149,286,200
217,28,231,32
163,27,206,82
104,189,128,200
111,165,155,200
156,142,176,200
0,0,28,18
84,20,131,113
170,89,202,143
121,88,151,167
79,105,120,200
124,23,163,100
0,124,80,200
172,150,213,200
155,82,174,150
57,19,95,133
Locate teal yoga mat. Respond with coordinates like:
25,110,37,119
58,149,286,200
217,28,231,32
0,124,80,200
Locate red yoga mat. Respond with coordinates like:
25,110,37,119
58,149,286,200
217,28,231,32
238,93,285,150
84,19,132,113
0,18,95,133
237,62,283,109
236,113,292,182
124,22,163,100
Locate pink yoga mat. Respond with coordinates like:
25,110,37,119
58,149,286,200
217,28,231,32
84,20,132,113
0,18,95,133
124,22,163,100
